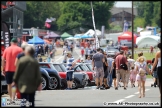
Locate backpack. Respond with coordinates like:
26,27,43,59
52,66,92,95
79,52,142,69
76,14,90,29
138,64,146,76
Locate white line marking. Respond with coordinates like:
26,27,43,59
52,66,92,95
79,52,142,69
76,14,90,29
134,92,139,94
113,99,125,103
125,95,135,98
145,89,150,91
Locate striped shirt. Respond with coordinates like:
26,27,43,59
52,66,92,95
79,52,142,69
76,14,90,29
66,57,75,72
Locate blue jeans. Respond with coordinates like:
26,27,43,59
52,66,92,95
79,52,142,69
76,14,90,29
108,71,113,87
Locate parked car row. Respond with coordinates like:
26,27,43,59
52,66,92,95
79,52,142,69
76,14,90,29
1,62,95,94
39,62,96,90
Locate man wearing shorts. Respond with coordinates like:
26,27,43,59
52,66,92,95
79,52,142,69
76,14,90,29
115,50,128,90
1,38,22,101
92,48,105,89
66,51,76,90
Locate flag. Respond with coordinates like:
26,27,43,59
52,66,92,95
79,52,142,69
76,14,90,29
45,18,52,23
91,1,100,49
50,17,56,21
45,22,51,28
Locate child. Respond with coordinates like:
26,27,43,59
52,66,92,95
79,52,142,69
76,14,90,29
130,67,136,88
81,48,84,57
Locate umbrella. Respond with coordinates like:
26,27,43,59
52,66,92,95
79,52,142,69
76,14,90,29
81,35,93,39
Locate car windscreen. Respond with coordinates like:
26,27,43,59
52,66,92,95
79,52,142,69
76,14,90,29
60,64,67,72
80,64,90,71
53,64,63,72
86,64,92,71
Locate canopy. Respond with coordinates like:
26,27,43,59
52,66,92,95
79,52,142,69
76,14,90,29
65,37,77,40
118,31,137,44
44,32,60,38
136,35,160,48
28,36,45,44
61,32,72,39
81,34,93,39
84,29,101,37
74,35,82,39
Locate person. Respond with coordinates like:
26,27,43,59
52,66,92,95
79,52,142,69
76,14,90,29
81,47,84,57
70,43,74,53
115,50,128,90
15,42,28,66
151,58,158,87
85,56,92,64
80,58,84,63
102,52,110,89
129,67,136,88
150,46,154,55
126,55,135,87
66,51,76,90
135,56,150,98
46,55,51,62
38,54,43,62
107,55,114,87
1,38,23,102
151,42,161,97
92,48,105,89
110,60,117,89
12,45,42,107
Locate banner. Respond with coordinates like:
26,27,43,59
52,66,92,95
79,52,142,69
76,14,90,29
1,21,10,56
90,1,100,49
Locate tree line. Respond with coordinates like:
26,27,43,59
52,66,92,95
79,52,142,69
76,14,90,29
23,1,115,34
134,1,161,29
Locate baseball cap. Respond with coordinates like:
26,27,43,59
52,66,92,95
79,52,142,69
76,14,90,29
11,38,18,43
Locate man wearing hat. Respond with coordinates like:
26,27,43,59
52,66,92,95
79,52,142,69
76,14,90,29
1,38,23,102
65,51,76,90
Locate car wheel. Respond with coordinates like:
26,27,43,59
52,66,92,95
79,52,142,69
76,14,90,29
61,79,67,89
41,76,48,90
72,79,79,89
48,75,59,90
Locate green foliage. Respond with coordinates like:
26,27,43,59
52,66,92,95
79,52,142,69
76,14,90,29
57,1,115,32
110,25,122,31
134,1,161,28
134,17,145,29
24,2,61,30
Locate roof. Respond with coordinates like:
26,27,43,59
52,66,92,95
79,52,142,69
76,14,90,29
110,7,137,16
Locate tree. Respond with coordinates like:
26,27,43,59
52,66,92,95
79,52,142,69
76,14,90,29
134,17,145,29
24,2,61,30
143,2,154,27
57,1,114,32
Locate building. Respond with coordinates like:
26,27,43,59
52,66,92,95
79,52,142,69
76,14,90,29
109,7,137,27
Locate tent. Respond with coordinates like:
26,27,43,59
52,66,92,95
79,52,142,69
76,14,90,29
65,37,77,40
136,35,160,48
28,36,45,44
81,34,93,39
84,29,101,37
118,31,137,44
61,32,72,39
44,32,60,38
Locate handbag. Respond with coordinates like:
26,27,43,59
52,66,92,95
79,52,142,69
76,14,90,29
120,56,128,70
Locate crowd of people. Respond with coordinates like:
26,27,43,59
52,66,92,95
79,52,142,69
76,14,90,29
77,43,161,98
1,37,161,107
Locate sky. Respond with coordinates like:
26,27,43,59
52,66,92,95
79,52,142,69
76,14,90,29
115,1,132,8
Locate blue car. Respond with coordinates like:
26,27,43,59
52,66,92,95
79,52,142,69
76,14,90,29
42,68,62,90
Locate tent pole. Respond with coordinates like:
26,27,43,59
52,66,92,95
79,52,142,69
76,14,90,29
131,1,134,59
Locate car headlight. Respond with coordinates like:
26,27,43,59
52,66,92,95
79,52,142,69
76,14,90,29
85,74,89,80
